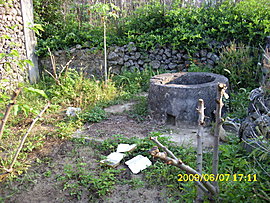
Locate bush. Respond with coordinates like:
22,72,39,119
124,0,270,51
34,0,270,56
214,43,262,90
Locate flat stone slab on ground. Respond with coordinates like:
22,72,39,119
160,123,214,148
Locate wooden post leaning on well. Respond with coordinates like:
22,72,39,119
6,102,50,173
149,137,217,196
0,87,21,140
196,99,205,202
212,83,227,192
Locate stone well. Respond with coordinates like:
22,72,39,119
148,72,229,125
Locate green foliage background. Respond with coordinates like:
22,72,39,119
34,0,270,56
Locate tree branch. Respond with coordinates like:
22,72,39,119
6,102,50,172
212,83,227,191
149,137,217,196
0,87,21,140
196,99,205,202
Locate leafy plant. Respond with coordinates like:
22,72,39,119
129,96,149,121
214,43,261,90
113,67,160,94
80,106,107,123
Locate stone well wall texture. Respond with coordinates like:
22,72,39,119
0,0,38,89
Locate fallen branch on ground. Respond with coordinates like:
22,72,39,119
4,102,50,173
149,137,217,196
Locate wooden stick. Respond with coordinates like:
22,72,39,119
212,83,227,192
6,102,50,172
0,88,21,140
196,99,205,202
150,137,182,163
149,138,217,196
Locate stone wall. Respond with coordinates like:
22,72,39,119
41,41,223,77
108,42,221,72
40,46,105,76
0,0,38,90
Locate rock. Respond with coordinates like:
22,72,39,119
138,60,144,65
153,49,159,55
124,61,131,67
150,60,161,69
76,44,82,49
128,60,134,66
164,48,172,57
135,52,141,60
70,48,76,53
182,54,190,60
207,59,215,66
168,63,177,70
211,54,219,63
172,50,178,55
155,55,162,60
207,52,213,59
123,55,129,62
149,54,155,60
200,49,207,57
108,52,118,60
127,42,137,52
66,107,81,117
118,58,124,65
201,57,207,62
176,53,183,60
109,60,118,65
164,59,170,65
133,62,140,68
162,54,167,60
159,49,164,55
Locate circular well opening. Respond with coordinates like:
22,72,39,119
167,74,215,85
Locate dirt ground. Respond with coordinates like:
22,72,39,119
0,102,217,203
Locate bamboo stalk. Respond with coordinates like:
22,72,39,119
6,102,50,172
196,99,205,202
0,88,21,140
212,83,227,192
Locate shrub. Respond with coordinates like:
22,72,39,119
214,43,261,90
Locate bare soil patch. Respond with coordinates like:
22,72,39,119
1,104,216,202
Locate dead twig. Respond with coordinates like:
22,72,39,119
5,102,50,173
212,83,227,192
0,87,21,140
149,137,217,196
196,99,205,202
46,48,74,86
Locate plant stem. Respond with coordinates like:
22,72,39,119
104,19,108,85
0,88,21,140
7,102,50,172
212,83,227,192
196,99,205,202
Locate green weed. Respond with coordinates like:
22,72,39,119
80,106,107,123
128,96,149,121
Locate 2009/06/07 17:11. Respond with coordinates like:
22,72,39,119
177,174,257,182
